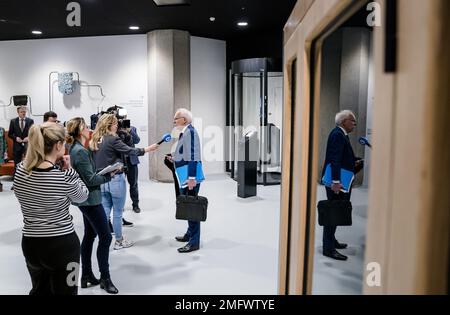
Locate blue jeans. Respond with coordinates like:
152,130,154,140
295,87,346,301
181,184,201,247
101,173,126,240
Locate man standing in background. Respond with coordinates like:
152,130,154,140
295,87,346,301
43,111,58,123
124,126,141,213
8,106,34,182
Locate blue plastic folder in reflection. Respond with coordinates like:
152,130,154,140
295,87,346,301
175,162,205,188
321,164,354,193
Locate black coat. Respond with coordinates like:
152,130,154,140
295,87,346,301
322,127,357,182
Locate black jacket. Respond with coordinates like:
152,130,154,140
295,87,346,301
93,135,145,171
8,117,34,150
322,127,357,182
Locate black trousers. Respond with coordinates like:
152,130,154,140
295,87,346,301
126,163,139,207
79,204,112,280
21,232,80,295
181,185,201,246
13,144,26,178
164,155,180,197
322,187,351,253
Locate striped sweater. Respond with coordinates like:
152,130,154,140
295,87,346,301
13,162,88,237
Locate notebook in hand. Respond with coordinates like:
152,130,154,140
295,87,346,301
97,162,123,176
321,164,354,193
175,162,205,188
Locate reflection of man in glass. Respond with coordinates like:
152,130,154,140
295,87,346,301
8,106,34,181
322,110,363,261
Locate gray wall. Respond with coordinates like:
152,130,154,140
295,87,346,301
318,30,343,176
318,27,372,186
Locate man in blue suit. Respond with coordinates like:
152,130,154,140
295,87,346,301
322,110,363,261
171,108,203,253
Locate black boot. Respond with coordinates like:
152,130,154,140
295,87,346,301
100,278,119,294
80,273,100,288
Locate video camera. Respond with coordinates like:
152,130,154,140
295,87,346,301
105,105,131,129
90,105,131,131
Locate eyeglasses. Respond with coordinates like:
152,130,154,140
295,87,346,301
174,117,184,121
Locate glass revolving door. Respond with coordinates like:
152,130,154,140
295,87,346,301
230,58,283,185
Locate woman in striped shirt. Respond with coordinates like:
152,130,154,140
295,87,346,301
13,122,88,295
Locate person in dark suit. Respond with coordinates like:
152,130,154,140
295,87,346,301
120,126,141,213
8,106,34,179
168,108,203,253
322,110,363,261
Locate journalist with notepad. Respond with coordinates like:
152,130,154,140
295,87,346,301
320,110,364,262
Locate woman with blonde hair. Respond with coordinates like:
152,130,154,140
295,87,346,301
66,117,118,294
13,122,88,295
91,114,159,250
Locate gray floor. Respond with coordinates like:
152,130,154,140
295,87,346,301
0,175,367,295
312,185,368,295
0,174,280,295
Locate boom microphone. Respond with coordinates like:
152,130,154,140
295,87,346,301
157,133,172,145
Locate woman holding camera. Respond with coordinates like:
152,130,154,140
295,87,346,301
13,122,88,295
90,114,159,250
66,117,118,294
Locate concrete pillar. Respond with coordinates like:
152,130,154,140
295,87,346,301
339,27,371,185
318,29,343,177
147,30,190,182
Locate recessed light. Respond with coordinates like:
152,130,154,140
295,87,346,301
129,26,140,30
153,0,190,6
209,17,216,22
237,22,248,27
31,30,42,35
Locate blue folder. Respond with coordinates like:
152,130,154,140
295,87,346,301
321,164,354,193
175,162,205,188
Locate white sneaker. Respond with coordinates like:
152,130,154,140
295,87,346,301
114,238,134,250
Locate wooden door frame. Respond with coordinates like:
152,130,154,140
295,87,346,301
280,0,450,295
279,0,366,295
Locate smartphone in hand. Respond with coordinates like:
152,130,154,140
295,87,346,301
56,155,71,170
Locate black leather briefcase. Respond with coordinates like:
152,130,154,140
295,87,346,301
317,200,352,226
176,195,208,222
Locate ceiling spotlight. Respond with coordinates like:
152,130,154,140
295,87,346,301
31,30,42,35
237,22,248,27
153,0,190,6
129,26,140,30
209,17,216,22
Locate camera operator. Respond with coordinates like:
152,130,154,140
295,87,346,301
115,123,138,226
90,114,159,250
118,123,142,213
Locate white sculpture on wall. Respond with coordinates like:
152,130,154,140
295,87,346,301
58,72,75,95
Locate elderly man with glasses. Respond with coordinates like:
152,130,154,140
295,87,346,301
169,108,203,253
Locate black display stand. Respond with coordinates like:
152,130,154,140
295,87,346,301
237,131,258,198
